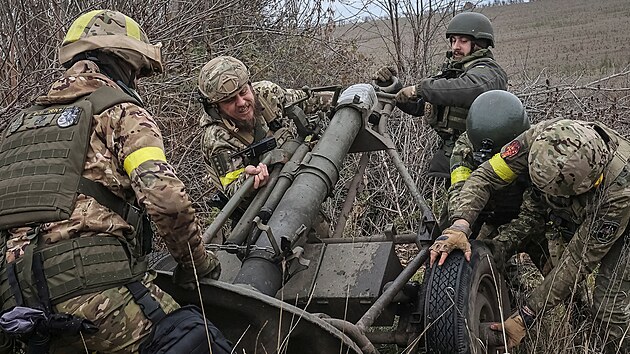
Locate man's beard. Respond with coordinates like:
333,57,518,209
232,97,263,132
234,115,255,131
454,44,482,60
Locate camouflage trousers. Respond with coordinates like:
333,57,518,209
533,233,630,353
589,236,630,352
50,271,179,354
483,220,629,352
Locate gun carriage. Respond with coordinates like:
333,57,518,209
154,80,510,354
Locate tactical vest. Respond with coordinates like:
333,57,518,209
0,86,150,309
425,57,496,140
0,86,136,228
482,174,529,226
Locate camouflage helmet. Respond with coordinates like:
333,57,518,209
467,90,530,154
59,10,163,77
198,56,250,103
529,120,612,196
446,12,495,47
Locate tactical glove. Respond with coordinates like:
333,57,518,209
395,85,418,104
373,65,398,83
396,98,425,117
0,331,13,354
173,251,221,290
490,305,535,349
429,223,471,267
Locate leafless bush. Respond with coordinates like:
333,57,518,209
0,0,370,223
4,0,629,242
327,1,630,352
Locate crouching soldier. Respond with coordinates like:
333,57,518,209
436,118,630,353
197,56,333,238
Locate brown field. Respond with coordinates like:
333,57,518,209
336,0,630,82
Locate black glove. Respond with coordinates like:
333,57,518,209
395,85,418,104
0,331,13,354
396,98,425,116
373,65,398,82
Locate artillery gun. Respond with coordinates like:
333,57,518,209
153,81,510,353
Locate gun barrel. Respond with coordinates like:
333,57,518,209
226,139,304,245
233,84,377,295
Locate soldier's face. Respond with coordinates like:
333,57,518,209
218,84,256,124
450,35,473,60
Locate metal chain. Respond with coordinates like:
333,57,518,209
205,243,275,254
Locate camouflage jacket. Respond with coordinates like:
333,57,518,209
419,49,508,141
5,60,212,272
448,132,528,227
451,119,630,314
200,80,332,196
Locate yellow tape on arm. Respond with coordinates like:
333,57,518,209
220,168,245,187
451,166,472,185
488,153,517,183
123,147,167,176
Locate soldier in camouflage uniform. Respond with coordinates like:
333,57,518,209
449,90,549,297
197,56,332,197
0,10,222,353
448,90,531,238
434,119,630,353
374,12,508,180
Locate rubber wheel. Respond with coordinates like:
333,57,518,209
422,240,510,353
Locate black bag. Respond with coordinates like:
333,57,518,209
139,305,232,354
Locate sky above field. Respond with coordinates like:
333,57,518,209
328,0,530,20
328,0,385,20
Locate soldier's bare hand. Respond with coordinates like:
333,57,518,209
373,65,398,82
429,222,471,267
245,163,269,189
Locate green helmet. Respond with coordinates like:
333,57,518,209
446,12,495,47
198,56,250,103
467,90,530,157
59,10,163,78
529,120,612,196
